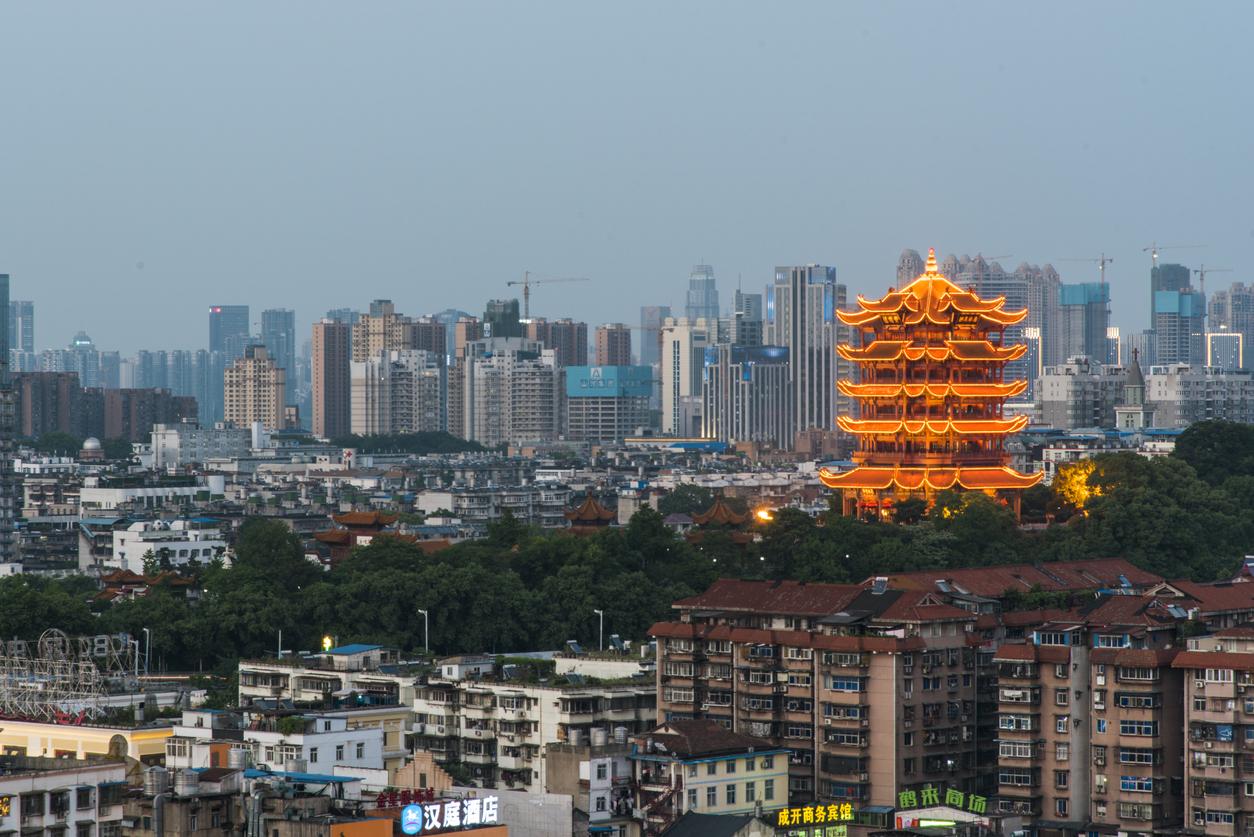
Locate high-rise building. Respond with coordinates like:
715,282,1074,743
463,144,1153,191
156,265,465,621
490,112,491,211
223,345,286,431
483,299,523,339
1206,327,1243,371
1146,364,1254,427
896,248,925,286
208,305,250,357
325,308,360,326
564,365,653,443
450,338,559,446
594,324,632,367
1150,262,1192,332
1208,282,1254,369
659,318,711,436
684,264,720,322
638,306,671,367
1153,288,1205,366
1057,283,1111,363
9,301,33,354
261,308,297,407
453,317,483,362
702,345,791,449
527,318,588,367
168,350,196,398
731,290,764,348
1037,357,1127,429
350,350,443,436
14,372,84,438
765,264,848,443
311,320,351,439
0,275,15,564
192,350,226,425
408,317,448,358
351,300,410,363
133,350,168,390
432,309,473,358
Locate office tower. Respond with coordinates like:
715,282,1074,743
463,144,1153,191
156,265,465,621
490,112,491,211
168,350,196,398
659,318,711,436
1125,330,1156,369
595,324,632,366
638,306,671,367
1153,288,1205,366
527,318,588,367
684,264,719,322
765,265,847,442
483,299,523,339
731,290,763,347
1149,263,1191,332
261,308,297,407
1207,282,1254,369
192,350,226,425
409,317,448,357
453,317,483,362
351,300,411,363
326,308,361,326
311,320,351,439
351,350,443,436
8,301,33,354
1024,264,1062,365
209,305,250,356
133,350,168,390
702,345,791,449
896,248,924,286
956,255,1033,381
1105,326,1122,367
223,345,286,431
0,274,14,564
432,309,473,358
1207,328,1244,371
564,365,653,443
451,338,559,446
1056,283,1111,362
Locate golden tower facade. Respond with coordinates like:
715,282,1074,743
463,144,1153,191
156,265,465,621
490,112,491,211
819,248,1042,518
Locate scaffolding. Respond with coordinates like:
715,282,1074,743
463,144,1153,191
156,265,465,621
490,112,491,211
0,630,139,721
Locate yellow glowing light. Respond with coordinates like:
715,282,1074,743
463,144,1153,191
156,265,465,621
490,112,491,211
322,635,333,652
755,508,775,522
1054,459,1101,510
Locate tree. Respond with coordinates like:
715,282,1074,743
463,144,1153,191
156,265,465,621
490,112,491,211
33,431,81,456
1174,420,1254,485
102,438,136,460
657,484,714,517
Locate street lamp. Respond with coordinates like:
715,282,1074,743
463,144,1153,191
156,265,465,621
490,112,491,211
141,628,151,676
593,609,605,652
417,609,429,655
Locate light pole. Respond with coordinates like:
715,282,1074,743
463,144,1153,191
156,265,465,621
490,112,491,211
142,628,151,676
593,609,604,652
417,609,429,655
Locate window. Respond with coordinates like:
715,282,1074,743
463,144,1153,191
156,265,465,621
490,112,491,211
76,787,93,810
904,758,915,774
1055,664,1068,678
1055,798,1069,817
1119,748,1155,765
746,782,756,802
664,662,694,677
335,745,344,761
1120,720,1158,737
999,715,1033,731
1095,774,1107,793
1244,782,1254,797
761,756,774,770
785,725,813,740
784,647,812,660
745,758,755,772
356,742,364,759
706,787,716,807
1206,811,1235,825
1039,631,1069,646
1056,743,1070,761
764,779,775,801
1055,770,1069,789
707,763,717,776
1055,688,1069,706
76,824,93,837
1096,719,1107,734
1119,693,1159,709
1056,716,1070,733
1000,742,1033,759
323,721,332,731
1095,634,1127,648
688,788,697,809
788,673,812,687
664,688,694,703
594,795,606,812
998,769,1034,787
596,763,608,780
1120,776,1154,793
726,760,736,774
1118,667,1159,681
830,677,863,692
309,747,318,763
725,784,736,805
1203,668,1234,683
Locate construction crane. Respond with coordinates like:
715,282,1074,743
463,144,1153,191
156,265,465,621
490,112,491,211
1059,254,1115,288
507,271,589,319
1193,265,1232,298
1142,242,1203,266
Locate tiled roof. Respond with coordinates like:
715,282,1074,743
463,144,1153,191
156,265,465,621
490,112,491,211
690,498,750,527
871,559,1161,598
332,511,398,528
1172,650,1254,672
672,579,865,617
648,621,925,652
1089,647,1177,667
1158,580,1254,614
564,496,615,524
992,643,1071,664
640,719,777,758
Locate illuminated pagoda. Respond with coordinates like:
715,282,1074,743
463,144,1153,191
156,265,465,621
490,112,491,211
820,248,1042,518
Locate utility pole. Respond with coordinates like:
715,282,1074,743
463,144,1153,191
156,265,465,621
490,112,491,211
594,609,605,652
418,609,429,654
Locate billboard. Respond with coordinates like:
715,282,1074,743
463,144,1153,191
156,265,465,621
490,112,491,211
565,365,653,398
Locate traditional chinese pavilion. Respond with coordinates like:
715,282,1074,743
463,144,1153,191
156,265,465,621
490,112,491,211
820,248,1042,518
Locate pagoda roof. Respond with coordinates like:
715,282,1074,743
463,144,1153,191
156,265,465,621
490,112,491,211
838,247,1028,328
691,497,750,527
817,465,1042,491
837,380,1028,399
332,511,398,529
838,339,1027,363
836,415,1030,435
564,495,615,524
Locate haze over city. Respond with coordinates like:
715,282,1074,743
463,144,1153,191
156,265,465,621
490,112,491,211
3,1,1251,352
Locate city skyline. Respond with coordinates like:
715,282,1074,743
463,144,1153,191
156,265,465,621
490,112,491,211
2,3,1251,352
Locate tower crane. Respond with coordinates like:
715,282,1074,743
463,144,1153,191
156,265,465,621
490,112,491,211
507,271,589,319
1142,243,1203,266
1059,254,1115,288
1193,265,1232,298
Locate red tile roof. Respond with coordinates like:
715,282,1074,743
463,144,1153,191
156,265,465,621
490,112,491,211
992,643,1072,664
639,719,775,758
1172,650,1254,672
648,621,925,652
1089,647,1177,667
690,498,750,527
1157,580,1254,614
565,496,615,524
333,511,398,528
672,579,864,616
871,559,1161,598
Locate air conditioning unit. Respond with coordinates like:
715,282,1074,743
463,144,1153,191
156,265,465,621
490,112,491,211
1205,741,1214,749
903,666,914,675
1196,680,1206,690
859,773,870,782
824,719,833,726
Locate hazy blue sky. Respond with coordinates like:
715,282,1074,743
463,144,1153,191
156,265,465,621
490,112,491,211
2,2,1250,353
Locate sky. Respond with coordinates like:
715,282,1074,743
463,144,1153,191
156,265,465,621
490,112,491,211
2,2,1251,354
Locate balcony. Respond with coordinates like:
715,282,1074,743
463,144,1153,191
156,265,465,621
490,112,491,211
460,726,495,741
462,750,496,766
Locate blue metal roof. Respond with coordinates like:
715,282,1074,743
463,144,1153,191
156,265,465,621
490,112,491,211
326,643,382,655
243,768,351,784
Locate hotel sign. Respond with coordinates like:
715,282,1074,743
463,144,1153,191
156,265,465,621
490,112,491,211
400,797,499,834
776,802,856,827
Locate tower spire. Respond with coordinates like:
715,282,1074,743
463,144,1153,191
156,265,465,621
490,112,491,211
925,248,938,275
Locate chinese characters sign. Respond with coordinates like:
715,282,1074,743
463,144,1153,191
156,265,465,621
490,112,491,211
777,803,855,827
897,786,986,814
0,796,9,817
400,797,499,834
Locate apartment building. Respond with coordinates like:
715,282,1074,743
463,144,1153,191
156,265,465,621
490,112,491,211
1174,628,1254,836
992,596,1187,837
650,578,980,808
411,675,656,794
415,485,572,532
223,345,286,431
238,644,416,708
629,719,789,835
0,755,127,837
